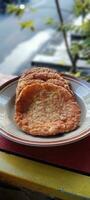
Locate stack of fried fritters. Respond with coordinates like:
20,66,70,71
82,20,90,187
14,67,81,136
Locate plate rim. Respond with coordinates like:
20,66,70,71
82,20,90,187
0,127,90,147
0,75,90,147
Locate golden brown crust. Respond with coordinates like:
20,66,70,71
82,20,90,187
16,67,72,98
20,67,57,78
16,79,44,100
47,79,72,94
15,83,81,136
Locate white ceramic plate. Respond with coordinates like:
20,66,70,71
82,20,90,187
0,75,90,147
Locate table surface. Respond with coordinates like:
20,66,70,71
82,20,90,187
0,73,90,200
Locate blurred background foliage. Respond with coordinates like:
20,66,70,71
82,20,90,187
7,0,90,80
73,0,90,18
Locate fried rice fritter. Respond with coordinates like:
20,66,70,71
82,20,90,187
16,67,72,98
15,83,81,136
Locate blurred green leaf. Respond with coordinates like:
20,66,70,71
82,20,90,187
70,42,81,56
73,0,90,17
20,20,35,31
81,20,90,35
87,59,90,64
7,4,25,16
73,71,82,77
71,36,90,60
57,23,73,31
70,20,90,35
80,36,90,59
44,17,55,25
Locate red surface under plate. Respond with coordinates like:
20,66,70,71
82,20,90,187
0,134,90,174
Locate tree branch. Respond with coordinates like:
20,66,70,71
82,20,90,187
55,0,77,72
